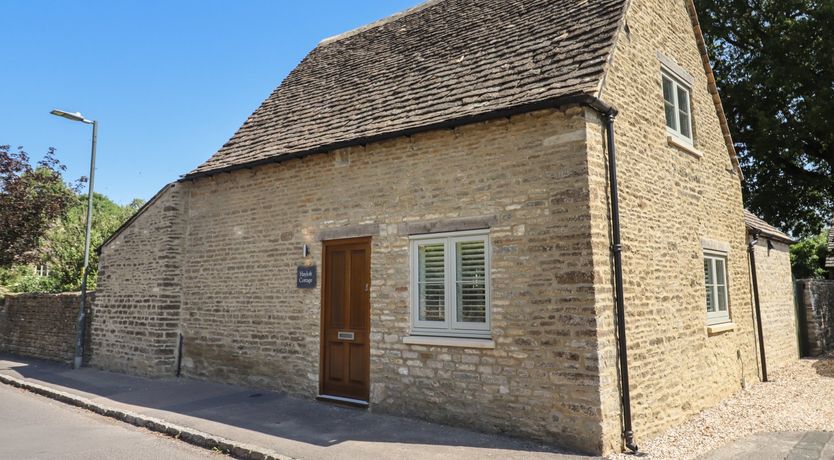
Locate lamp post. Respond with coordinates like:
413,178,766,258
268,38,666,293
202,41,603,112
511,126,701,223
50,109,97,369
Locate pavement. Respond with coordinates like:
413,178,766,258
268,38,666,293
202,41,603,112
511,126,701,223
0,384,218,460
700,432,834,460
0,354,590,460
4,355,830,460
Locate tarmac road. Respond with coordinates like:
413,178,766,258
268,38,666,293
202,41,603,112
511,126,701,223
0,384,220,460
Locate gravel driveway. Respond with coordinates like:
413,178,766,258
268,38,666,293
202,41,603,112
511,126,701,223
609,353,834,460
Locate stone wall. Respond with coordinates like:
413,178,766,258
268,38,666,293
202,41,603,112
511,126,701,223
97,108,610,454
179,108,606,454
0,292,93,363
796,280,834,356
589,0,759,450
752,239,799,371
91,183,186,377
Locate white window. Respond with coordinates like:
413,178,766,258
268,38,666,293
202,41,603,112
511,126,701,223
703,253,730,324
410,230,490,338
662,71,693,144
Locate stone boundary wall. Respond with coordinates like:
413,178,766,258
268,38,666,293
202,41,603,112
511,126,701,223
0,292,94,364
753,239,799,370
796,280,834,356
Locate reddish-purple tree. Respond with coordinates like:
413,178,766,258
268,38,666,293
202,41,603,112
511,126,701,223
0,145,75,267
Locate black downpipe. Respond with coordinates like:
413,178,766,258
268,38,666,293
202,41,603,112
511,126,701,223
601,109,638,453
748,233,768,382
176,332,184,378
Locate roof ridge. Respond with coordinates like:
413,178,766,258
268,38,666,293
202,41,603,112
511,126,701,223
318,0,445,46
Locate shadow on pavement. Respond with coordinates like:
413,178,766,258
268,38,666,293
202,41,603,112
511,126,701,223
0,354,586,458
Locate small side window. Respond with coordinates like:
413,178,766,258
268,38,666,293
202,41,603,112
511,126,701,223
661,70,693,144
704,253,730,325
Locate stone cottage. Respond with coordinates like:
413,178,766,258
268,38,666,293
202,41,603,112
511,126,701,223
743,210,799,371
90,0,798,455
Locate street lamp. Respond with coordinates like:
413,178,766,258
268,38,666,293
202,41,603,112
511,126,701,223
51,108,97,369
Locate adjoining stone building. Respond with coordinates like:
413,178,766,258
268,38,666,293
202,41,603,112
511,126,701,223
90,0,799,455
743,210,799,370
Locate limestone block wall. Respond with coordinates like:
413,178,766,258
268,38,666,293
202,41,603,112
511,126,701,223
91,184,187,377
752,239,799,370
178,108,608,454
797,280,834,356
589,0,759,449
0,292,93,363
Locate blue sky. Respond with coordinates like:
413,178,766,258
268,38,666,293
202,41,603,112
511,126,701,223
1,0,420,204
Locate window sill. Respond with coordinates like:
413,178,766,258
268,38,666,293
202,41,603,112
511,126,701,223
403,336,495,349
707,322,735,336
667,136,703,158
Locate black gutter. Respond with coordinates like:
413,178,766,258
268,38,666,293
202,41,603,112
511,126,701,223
748,231,768,382
181,92,606,182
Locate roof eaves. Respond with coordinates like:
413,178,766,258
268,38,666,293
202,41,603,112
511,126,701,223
181,92,614,182
743,210,796,244
747,226,796,245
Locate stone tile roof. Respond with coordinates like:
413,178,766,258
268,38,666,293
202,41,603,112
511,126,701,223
187,0,628,177
743,209,795,244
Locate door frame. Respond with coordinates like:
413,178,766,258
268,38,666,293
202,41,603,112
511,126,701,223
318,236,372,404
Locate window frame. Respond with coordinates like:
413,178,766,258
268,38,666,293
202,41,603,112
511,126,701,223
703,251,731,325
661,69,694,145
409,229,491,339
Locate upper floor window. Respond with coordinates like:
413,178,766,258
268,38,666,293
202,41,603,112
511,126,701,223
410,230,490,338
704,252,730,325
662,71,693,144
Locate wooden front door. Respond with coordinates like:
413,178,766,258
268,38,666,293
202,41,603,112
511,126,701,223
320,238,371,402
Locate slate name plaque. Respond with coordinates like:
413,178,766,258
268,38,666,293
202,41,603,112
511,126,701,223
297,266,317,288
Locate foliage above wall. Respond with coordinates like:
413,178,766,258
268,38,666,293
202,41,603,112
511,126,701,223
0,144,143,293
790,228,830,279
45,193,144,292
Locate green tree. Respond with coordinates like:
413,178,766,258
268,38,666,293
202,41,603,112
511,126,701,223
695,0,834,237
0,145,75,267
45,193,143,292
790,228,830,279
